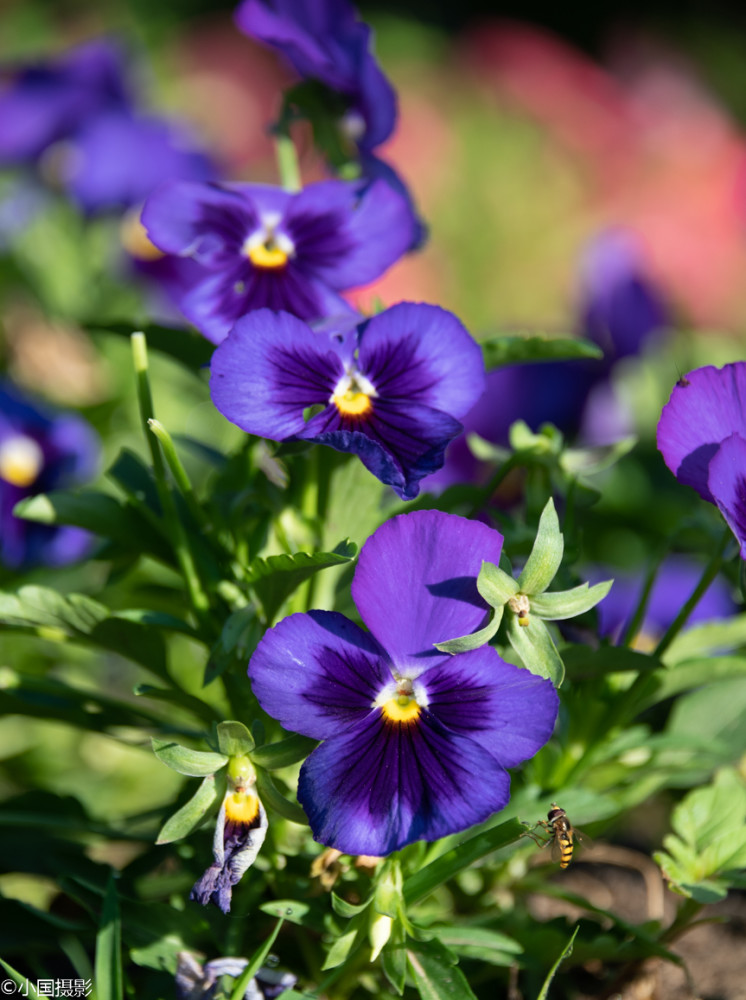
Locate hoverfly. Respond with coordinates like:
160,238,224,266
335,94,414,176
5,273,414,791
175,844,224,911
522,802,589,868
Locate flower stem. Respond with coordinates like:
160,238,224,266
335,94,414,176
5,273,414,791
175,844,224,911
147,418,209,533
621,547,666,647
131,333,212,625
275,133,302,192
652,526,732,659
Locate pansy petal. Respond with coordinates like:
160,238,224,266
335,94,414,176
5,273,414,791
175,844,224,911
351,510,503,670
248,610,391,740
358,303,485,420
657,362,746,502
297,710,512,855
299,399,463,500
421,647,559,768
142,180,258,266
708,434,746,558
285,180,415,289
210,309,343,437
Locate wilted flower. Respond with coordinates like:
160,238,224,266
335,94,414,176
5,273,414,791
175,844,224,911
176,951,296,1000
210,303,485,499
190,756,268,914
0,381,99,569
657,362,746,556
249,510,559,856
142,177,416,343
234,0,396,152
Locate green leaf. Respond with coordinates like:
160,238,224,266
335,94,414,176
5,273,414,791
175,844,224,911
247,541,358,622
644,656,746,709
506,614,565,686
561,437,637,477
435,927,523,966
322,928,360,971
536,926,579,1000
95,874,123,1000
477,561,518,608
156,775,219,844
481,335,602,369
403,819,525,905
407,938,477,1000
251,734,318,770
229,917,285,1000
381,921,407,996
664,613,746,665
206,605,262,685
217,720,255,756
517,498,564,594
331,892,371,918
530,580,613,620
151,739,228,777
0,959,39,998
255,769,308,825
259,900,311,926
434,608,502,654
509,421,563,456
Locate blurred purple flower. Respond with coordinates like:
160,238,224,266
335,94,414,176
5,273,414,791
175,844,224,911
249,510,559,856
210,303,485,499
595,555,736,645
0,381,100,569
142,177,416,342
0,39,128,165
234,0,396,151
658,362,746,557
176,952,296,1000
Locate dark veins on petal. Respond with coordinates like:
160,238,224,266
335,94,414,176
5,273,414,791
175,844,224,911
287,209,356,273
363,332,440,399
271,345,341,404
301,646,388,725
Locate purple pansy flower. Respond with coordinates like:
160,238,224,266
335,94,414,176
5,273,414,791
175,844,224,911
62,110,217,213
0,39,128,165
142,177,416,343
0,381,100,569
234,0,396,152
210,303,485,499
658,362,746,556
176,952,296,1000
249,510,559,856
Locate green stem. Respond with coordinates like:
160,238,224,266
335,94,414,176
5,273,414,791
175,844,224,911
131,333,212,625
147,418,210,533
468,454,521,518
653,526,731,659
274,133,302,192
621,548,666,647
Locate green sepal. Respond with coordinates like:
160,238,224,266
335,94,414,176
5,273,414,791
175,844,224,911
373,859,403,919
151,738,228,777
530,579,613,620
517,498,564,595
481,335,602,369
506,615,565,687
251,733,318,770
254,768,308,825
477,561,518,607
466,434,511,465
331,892,371,918
561,436,637,477
509,420,563,457
216,720,255,757
156,774,219,844
434,608,502,654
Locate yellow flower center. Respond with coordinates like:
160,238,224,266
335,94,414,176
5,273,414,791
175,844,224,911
332,388,373,417
247,242,289,269
224,790,260,825
381,693,420,724
0,435,44,488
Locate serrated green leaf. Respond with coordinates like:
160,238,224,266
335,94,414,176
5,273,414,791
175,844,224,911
434,608,502,654
254,769,308,825
229,917,284,1000
517,498,564,594
481,335,602,368
95,874,123,1000
536,926,579,1000
477,561,518,607
251,734,318,770
152,739,228,777
156,775,219,844
247,540,357,622
506,615,565,686
530,580,613,620
407,937,477,1000
217,720,255,756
